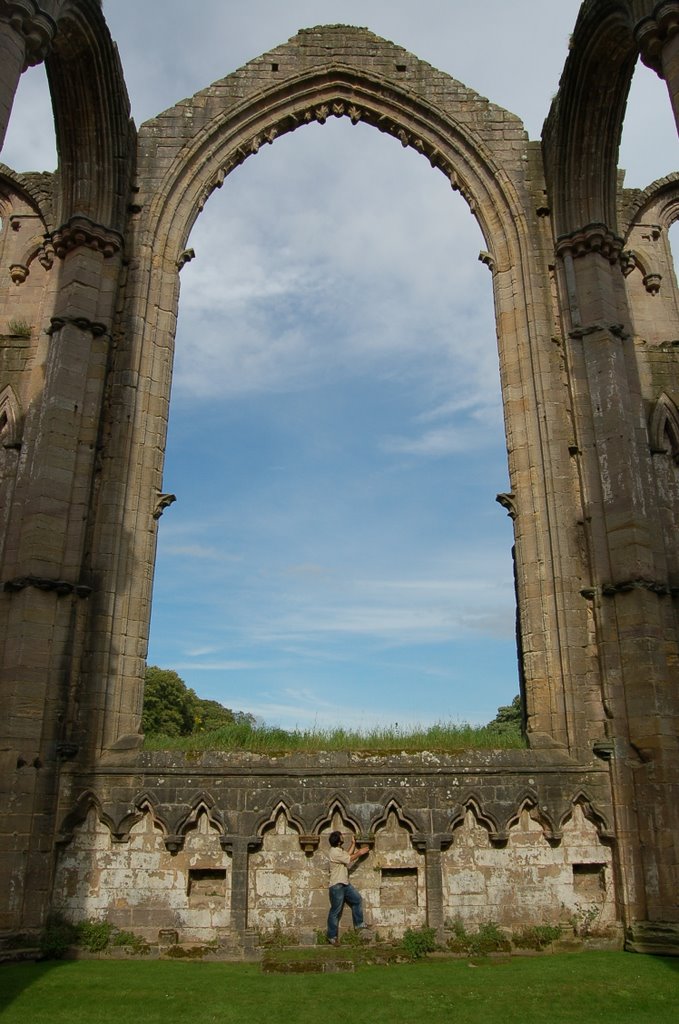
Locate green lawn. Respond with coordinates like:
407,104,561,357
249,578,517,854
1,953,678,1024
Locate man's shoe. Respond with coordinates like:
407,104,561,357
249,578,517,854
327,938,338,946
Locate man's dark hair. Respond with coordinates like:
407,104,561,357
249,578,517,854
328,830,343,847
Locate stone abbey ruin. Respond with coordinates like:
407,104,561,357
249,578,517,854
1,0,679,954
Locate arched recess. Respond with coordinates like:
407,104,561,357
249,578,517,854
89,27,579,752
0,384,21,447
621,174,679,339
543,0,638,241
44,0,133,240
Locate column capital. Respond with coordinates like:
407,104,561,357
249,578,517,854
555,222,624,264
0,1,58,68
50,215,124,260
634,1,679,76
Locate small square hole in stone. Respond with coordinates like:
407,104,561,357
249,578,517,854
572,863,605,896
188,868,226,899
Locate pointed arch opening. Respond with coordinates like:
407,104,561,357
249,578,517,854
146,112,519,733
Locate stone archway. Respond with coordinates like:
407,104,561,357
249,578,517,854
86,26,586,759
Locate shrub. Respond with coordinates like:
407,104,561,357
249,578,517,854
111,929,150,954
39,916,79,959
401,926,438,959
512,924,562,950
7,319,31,338
445,918,510,955
258,918,299,948
76,919,113,952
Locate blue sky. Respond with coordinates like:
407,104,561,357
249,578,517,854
2,2,677,729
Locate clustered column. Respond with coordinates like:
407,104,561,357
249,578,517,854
0,1,57,149
635,0,679,131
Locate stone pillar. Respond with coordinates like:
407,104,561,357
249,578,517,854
557,224,679,934
0,1,57,151
414,834,447,939
0,221,124,936
222,836,261,940
635,1,679,132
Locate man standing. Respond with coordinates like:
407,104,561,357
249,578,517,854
326,829,369,945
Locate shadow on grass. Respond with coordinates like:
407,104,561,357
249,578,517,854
0,960,57,1015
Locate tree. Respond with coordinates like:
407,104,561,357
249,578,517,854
142,665,255,736
141,666,195,736
487,694,523,734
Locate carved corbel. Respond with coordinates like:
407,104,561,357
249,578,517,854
411,833,452,852
164,834,185,854
219,835,263,854
176,248,195,270
495,492,516,520
643,271,662,294
298,834,320,855
620,250,637,276
153,493,176,519
478,250,495,272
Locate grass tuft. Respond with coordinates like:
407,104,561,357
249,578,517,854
142,720,525,754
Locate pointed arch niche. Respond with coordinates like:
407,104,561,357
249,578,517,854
92,27,579,751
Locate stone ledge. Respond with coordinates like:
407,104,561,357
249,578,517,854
625,921,679,956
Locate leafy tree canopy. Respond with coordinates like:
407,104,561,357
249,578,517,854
142,665,254,737
487,694,523,734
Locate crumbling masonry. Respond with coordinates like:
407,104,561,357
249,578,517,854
1,0,678,953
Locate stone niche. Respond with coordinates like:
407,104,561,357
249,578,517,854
441,803,615,934
247,806,427,940
52,806,232,942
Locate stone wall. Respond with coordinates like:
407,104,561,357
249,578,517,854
49,749,618,944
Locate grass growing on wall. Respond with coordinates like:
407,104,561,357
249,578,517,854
1,953,677,1024
141,720,526,753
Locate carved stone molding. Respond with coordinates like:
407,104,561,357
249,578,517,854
50,215,124,259
596,577,672,598
643,271,662,294
555,223,624,263
197,95,480,220
635,1,679,76
56,742,79,761
568,322,628,341
3,575,92,597
0,0,57,68
46,315,108,337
